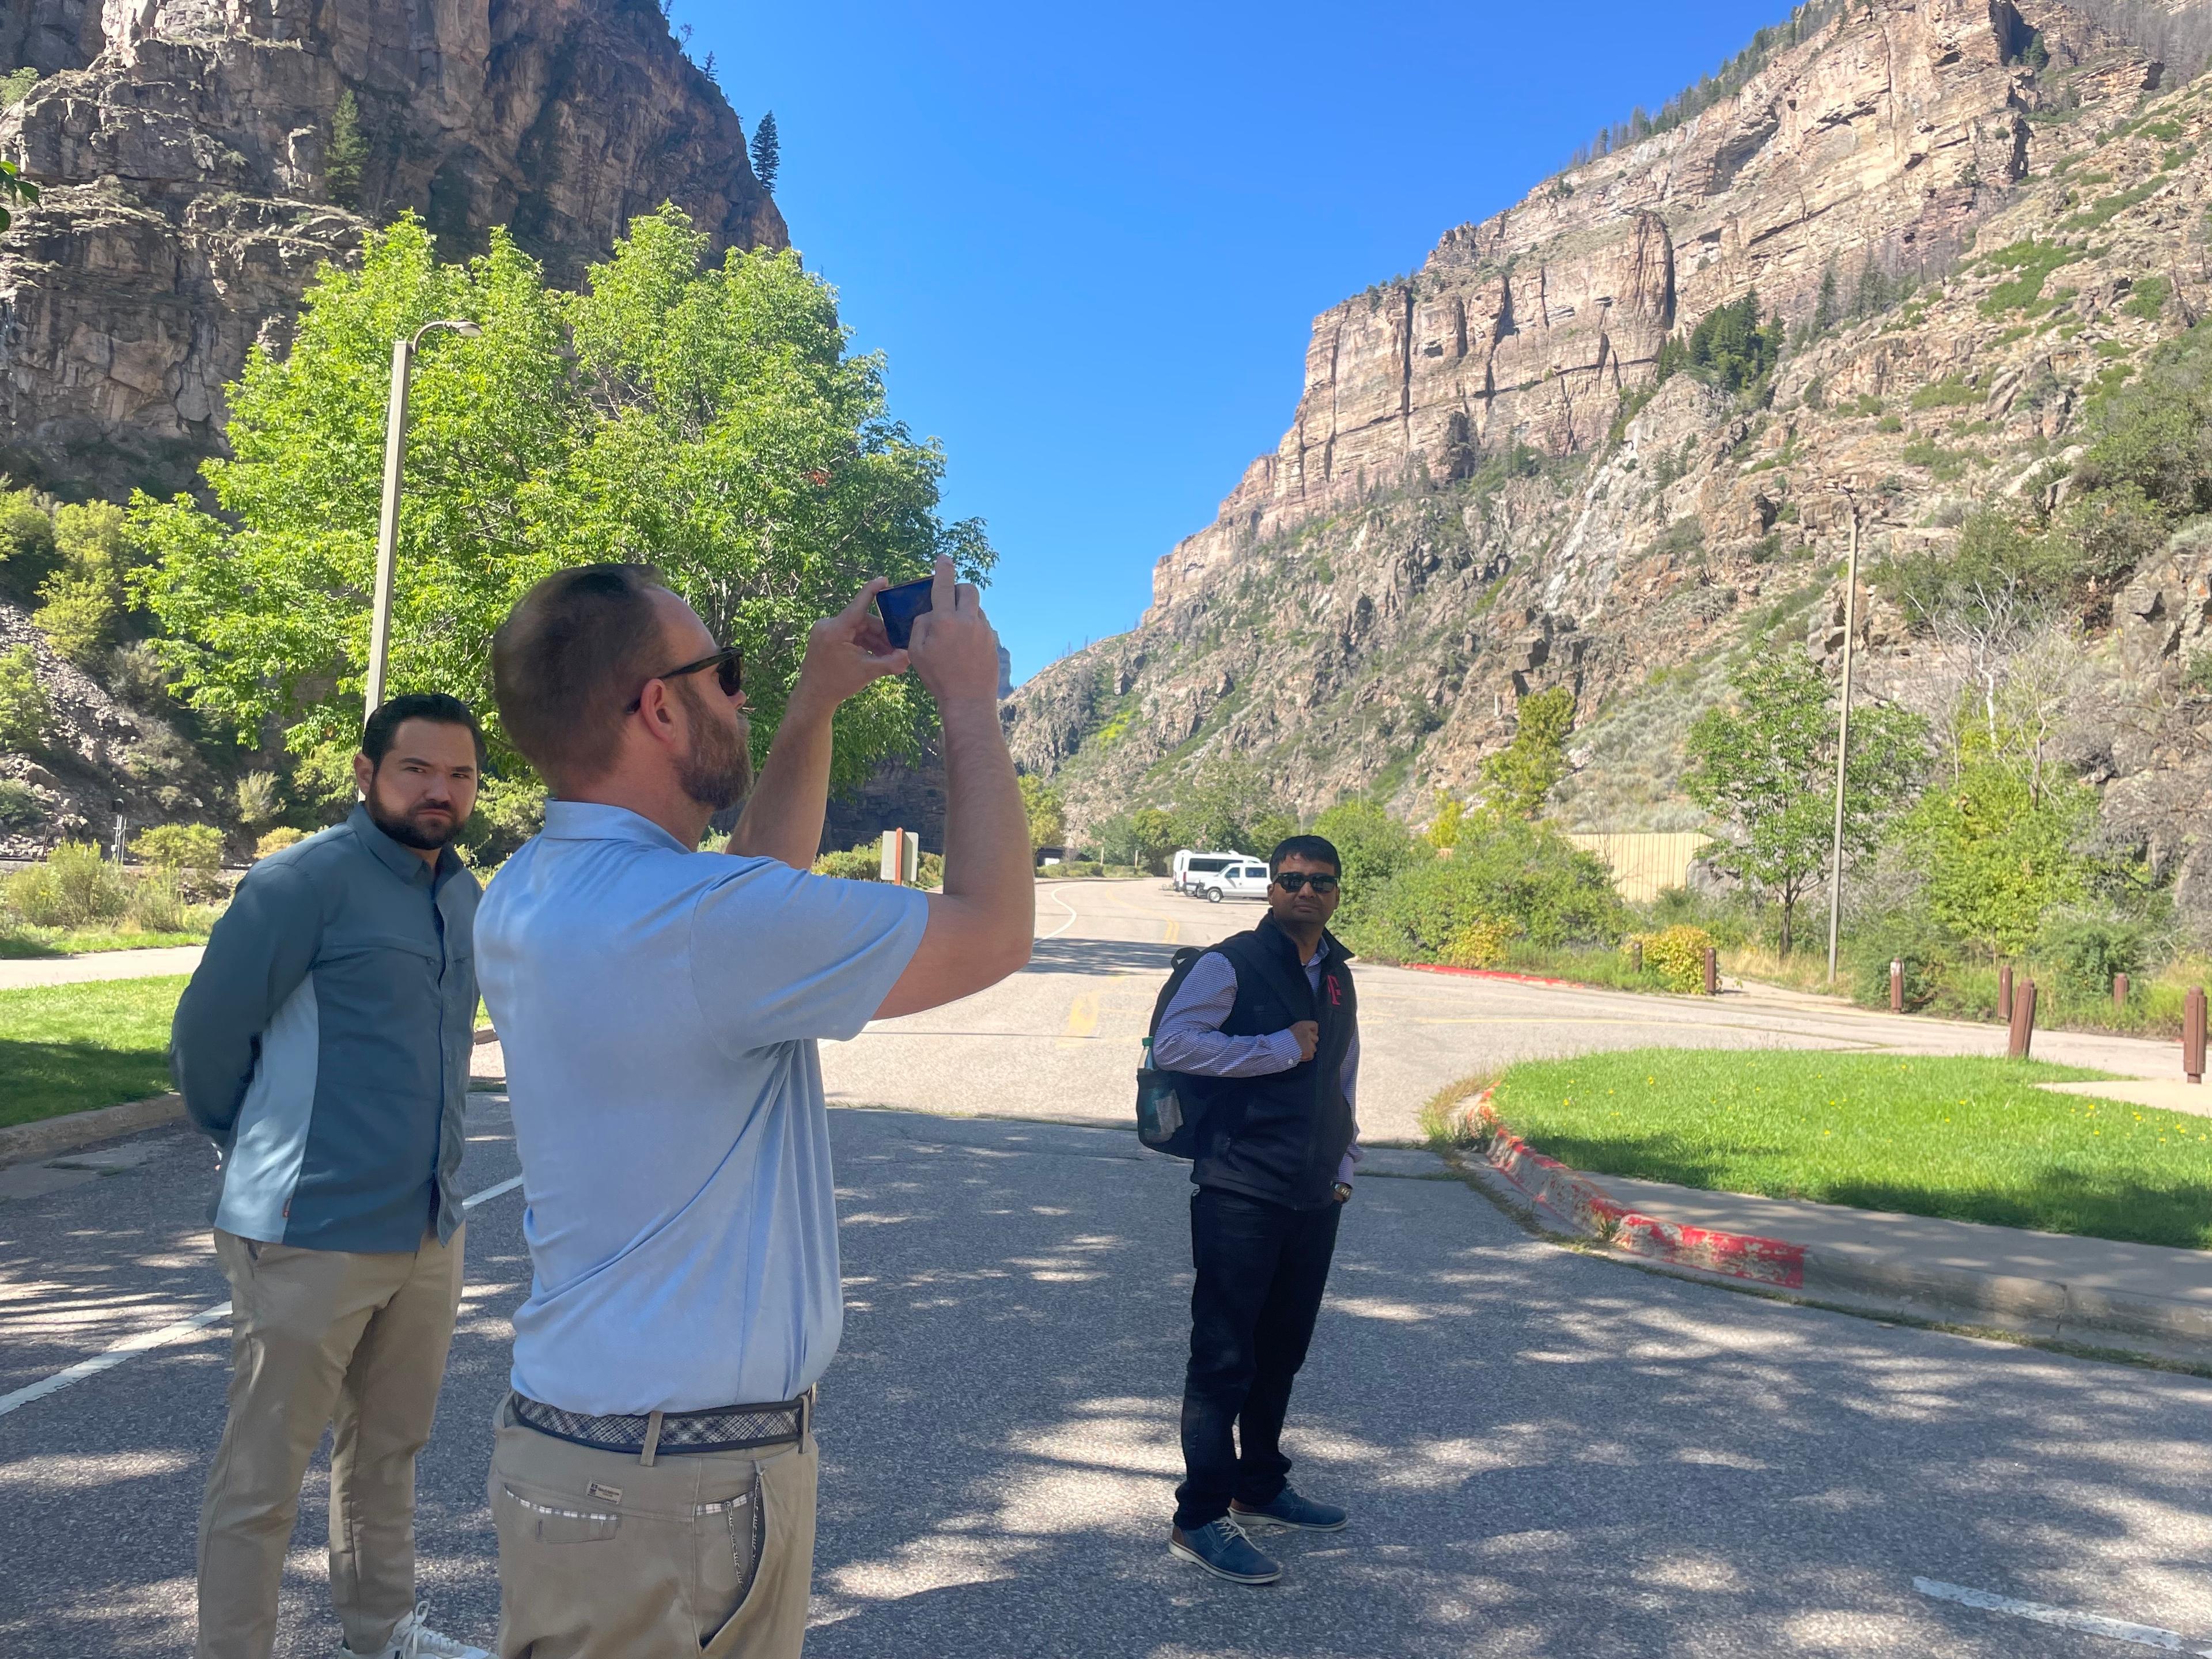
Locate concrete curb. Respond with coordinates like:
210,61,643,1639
0,1094,185,1167
0,1028,504,1169
1451,1092,2212,1370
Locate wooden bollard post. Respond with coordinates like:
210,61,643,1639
2008,977,2037,1060
2114,972,2130,1012
1889,959,1904,1013
1702,946,1718,996
1998,963,2013,1021
2186,986,2207,1085
1629,940,1642,974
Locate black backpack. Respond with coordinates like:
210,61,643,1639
1135,945,1211,1157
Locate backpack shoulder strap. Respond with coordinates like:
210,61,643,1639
1146,945,1211,1045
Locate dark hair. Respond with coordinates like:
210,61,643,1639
491,563,668,787
361,692,485,770
1268,835,1340,877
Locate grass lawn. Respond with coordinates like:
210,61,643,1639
0,926,209,959
1483,1047,2212,1251
0,975,186,1128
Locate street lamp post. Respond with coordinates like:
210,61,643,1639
1825,483,1862,985
363,319,482,715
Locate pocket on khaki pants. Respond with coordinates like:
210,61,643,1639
690,1465,764,1646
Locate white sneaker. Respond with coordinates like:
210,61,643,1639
339,1601,490,1659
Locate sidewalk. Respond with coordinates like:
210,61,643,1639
0,945,204,991
1463,1115,2212,1368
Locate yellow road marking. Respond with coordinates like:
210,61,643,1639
1058,991,1100,1047
1162,920,1180,944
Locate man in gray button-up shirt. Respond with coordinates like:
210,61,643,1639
173,692,490,1659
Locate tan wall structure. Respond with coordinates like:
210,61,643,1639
1566,832,1711,904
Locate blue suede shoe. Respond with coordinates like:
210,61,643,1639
1232,1487,1349,1532
1169,1518,1282,1584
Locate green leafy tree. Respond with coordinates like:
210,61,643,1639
34,501,135,666
1309,796,1431,941
1018,772,1066,853
1167,756,1287,853
1480,685,1575,817
1900,759,2094,957
327,89,369,211
0,488,58,603
1425,793,1467,850
1684,653,1929,956
132,210,991,792
749,111,780,192
0,644,50,751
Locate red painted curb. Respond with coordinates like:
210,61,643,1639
1460,1091,1806,1290
1402,963,1587,990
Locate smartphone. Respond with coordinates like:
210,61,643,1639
875,576,934,650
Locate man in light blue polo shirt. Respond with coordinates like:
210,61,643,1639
475,557,1032,1658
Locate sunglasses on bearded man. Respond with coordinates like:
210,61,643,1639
1272,872,1339,895
627,646,744,712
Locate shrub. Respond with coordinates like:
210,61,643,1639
811,843,882,880
0,644,50,750
124,868,190,933
0,778,46,832
255,827,307,859
234,770,281,828
1628,925,1715,993
0,487,58,603
1442,915,1522,969
1846,910,1950,1009
1310,798,1431,941
1344,815,1626,963
131,823,226,900
5,842,129,927
2035,908,2153,993
105,640,172,707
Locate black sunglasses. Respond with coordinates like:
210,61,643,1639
1273,872,1339,894
628,645,743,712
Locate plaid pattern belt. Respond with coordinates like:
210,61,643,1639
509,1389,809,1457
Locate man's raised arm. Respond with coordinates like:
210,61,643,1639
729,577,906,870
874,559,1033,1017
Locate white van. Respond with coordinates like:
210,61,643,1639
1172,849,1251,895
1184,856,1271,903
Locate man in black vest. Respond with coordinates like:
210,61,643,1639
1153,834,1360,1585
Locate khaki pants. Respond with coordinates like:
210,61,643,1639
488,1398,819,1658
196,1225,465,1659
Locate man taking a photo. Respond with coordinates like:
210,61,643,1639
1152,834,1361,1586
173,692,491,1659
476,556,1031,1658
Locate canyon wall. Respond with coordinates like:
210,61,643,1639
0,0,783,495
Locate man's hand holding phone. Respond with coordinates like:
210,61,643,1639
903,557,1000,704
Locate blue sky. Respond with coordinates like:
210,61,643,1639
691,2,1796,684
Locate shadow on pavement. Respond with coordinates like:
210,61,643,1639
1021,937,1190,978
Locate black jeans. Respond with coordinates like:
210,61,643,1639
1173,1185,1342,1531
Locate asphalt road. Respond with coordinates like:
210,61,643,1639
10,1096,2212,1657
808,880,2190,1143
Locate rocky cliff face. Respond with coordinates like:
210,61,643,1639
0,0,783,495
1003,0,2212,921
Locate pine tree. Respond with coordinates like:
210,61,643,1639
1812,257,1840,335
327,89,368,211
750,111,779,193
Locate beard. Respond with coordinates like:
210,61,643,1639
675,677,753,811
366,785,461,851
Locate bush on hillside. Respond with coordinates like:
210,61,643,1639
0,644,50,751
2035,906,2156,993
0,778,46,832
123,868,190,933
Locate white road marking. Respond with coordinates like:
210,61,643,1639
0,1172,527,1418
1914,1577,2212,1653
0,1302,232,1417
1040,888,1080,940
464,1175,524,1210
